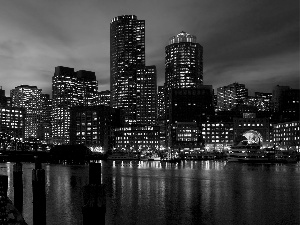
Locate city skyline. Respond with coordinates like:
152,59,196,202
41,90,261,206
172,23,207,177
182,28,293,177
0,0,299,96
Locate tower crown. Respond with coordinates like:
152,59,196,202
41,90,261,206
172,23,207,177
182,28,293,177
169,31,197,44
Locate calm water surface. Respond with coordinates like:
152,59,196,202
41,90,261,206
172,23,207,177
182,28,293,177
0,160,299,225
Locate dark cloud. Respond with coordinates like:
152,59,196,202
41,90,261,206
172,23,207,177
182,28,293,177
0,0,298,97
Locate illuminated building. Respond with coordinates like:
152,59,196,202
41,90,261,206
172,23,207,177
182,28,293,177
39,94,52,143
52,66,98,145
96,90,111,106
165,31,203,118
70,106,122,152
273,121,300,151
164,32,204,150
157,85,167,149
233,115,272,147
201,122,234,151
165,31,203,91
110,15,145,124
217,82,248,111
10,85,43,140
114,125,160,152
76,70,98,106
0,107,25,142
136,66,157,125
157,85,166,121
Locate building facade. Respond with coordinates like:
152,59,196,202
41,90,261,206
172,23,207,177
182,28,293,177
110,15,145,125
114,125,160,152
273,121,300,151
52,66,98,145
217,82,248,111
70,105,122,152
165,31,203,92
136,66,157,125
10,85,43,140
0,107,25,149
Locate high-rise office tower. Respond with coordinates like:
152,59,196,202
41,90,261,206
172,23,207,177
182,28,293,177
52,66,98,145
165,31,203,120
52,66,76,145
157,85,166,121
10,85,43,140
164,32,205,150
165,31,203,92
136,66,157,125
76,70,98,106
110,15,145,124
217,82,248,111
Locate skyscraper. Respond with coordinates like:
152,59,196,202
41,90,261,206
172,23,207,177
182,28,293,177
165,31,203,121
164,32,205,150
110,15,145,124
52,66,98,145
136,66,157,125
165,31,203,92
10,85,43,140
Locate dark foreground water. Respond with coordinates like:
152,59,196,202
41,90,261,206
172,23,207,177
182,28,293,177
0,160,299,225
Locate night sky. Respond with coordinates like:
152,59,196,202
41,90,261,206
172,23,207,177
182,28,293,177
0,0,299,96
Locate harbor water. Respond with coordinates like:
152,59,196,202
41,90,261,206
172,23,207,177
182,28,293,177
0,160,299,225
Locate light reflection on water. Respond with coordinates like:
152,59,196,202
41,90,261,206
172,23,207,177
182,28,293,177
0,161,299,225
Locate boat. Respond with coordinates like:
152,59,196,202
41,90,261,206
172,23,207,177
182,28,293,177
106,152,139,160
140,154,161,161
160,154,181,163
227,141,267,163
266,148,298,163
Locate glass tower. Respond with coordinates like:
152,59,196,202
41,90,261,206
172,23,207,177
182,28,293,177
52,66,98,145
10,85,43,140
110,15,145,125
165,31,203,92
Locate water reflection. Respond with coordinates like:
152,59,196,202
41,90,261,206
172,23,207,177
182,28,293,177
0,161,298,224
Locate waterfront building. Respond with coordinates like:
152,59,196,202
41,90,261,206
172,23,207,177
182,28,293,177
10,85,43,140
233,115,272,147
136,66,157,125
217,82,248,111
201,122,234,151
114,125,160,152
110,15,145,125
170,121,202,151
52,66,98,145
169,87,214,150
273,121,300,151
70,105,122,152
0,107,25,148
